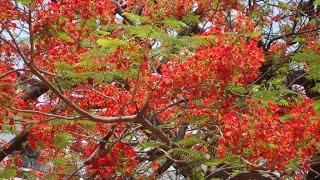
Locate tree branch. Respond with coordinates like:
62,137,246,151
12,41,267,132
0,68,25,80
0,130,29,162
266,27,320,50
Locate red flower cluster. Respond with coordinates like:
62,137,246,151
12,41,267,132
87,142,138,178
217,99,320,170
139,37,264,121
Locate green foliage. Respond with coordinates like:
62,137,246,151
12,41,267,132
223,152,243,167
226,85,247,95
23,171,37,180
54,31,74,43
311,83,320,93
96,29,110,36
190,169,205,180
292,37,306,44
17,0,32,5
52,156,71,166
292,51,320,80
126,25,166,39
54,131,73,150
152,35,215,59
96,38,128,49
55,61,137,88
51,155,77,174
314,100,320,114
45,174,58,180
253,89,278,102
169,148,206,163
98,17,215,63
278,99,289,106
182,13,200,26
251,82,301,107
262,143,277,150
178,135,203,147
0,167,17,179
185,115,210,125
163,18,188,30
83,18,98,30
55,62,96,88
79,120,96,131
280,114,292,123
49,119,69,126
245,31,261,39
0,117,19,135
123,13,149,25
285,157,299,170
203,159,224,167
138,141,164,149
292,51,319,63
313,0,320,6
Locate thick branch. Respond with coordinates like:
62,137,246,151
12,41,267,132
0,130,29,162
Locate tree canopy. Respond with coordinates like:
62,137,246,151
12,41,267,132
0,0,320,179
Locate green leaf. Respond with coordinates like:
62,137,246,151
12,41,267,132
204,159,224,166
139,141,164,149
306,62,320,80
182,13,200,25
285,157,299,169
54,131,73,150
122,13,149,25
314,100,320,114
178,136,202,147
190,169,205,180
311,83,320,93
63,166,76,174
278,99,289,106
170,148,206,163
83,18,98,30
313,0,320,6
79,120,96,131
126,25,166,39
292,37,306,43
279,114,292,123
250,85,260,92
263,143,277,150
292,51,320,62
185,115,210,125
45,174,58,180
54,31,74,43
246,31,261,38
0,167,17,179
53,156,70,166
253,90,278,102
227,85,247,95
56,61,129,88
24,171,37,180
96,30,110,36
163,18,188,30
96,38,127,49
17,0,32,5
50,119,69,126
223,152,243,166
